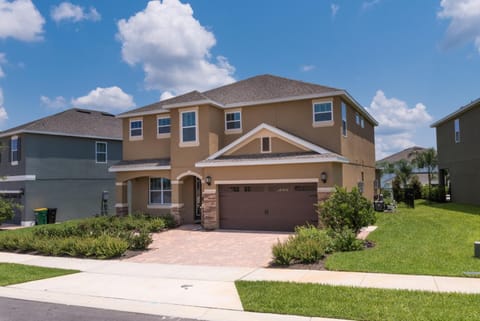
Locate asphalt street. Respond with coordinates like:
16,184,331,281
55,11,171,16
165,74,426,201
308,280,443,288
0,297,204,321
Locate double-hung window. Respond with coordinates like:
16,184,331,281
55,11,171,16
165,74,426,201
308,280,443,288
157,116,171,138
10,136,19,165
313,101,333,126
95,142,107,163
180,110,198,145
454,118,460,143
225,110,242,132
149,178,171,205
130,119,143,140
341,102,347,137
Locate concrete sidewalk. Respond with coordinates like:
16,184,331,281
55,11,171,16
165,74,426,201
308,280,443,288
1,253,480,321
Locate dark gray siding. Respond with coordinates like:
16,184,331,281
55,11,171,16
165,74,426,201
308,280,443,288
436,106,480,205
0,135,26,176
24,134,121,180
24,180,116,222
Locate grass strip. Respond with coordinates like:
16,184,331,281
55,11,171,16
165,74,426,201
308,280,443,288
236,280,480,321
0,263,78,286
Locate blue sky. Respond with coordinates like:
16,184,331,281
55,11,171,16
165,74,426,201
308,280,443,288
0,0,479,159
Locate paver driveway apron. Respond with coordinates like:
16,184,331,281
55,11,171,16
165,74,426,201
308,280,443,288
126,225,291,267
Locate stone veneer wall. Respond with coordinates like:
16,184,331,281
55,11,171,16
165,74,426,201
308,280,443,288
202,190,218,230
116,206,128,216
171,206,182,225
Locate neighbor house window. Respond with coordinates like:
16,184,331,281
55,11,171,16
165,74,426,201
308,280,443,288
360,116,365,128
10,136,19,165
261,136,271,153
341,102,347,137
180,110,198,145
454,118,460,143
149,177,171,205
130,119,143,140
157,116,171,138
313,101,333,126
225,110,242,132
95,142,107,163
356,112,360,125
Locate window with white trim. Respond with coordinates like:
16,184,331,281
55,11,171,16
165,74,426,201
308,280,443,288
181,110,197,144
454,118,460,143
313,101,333,125
341,102,347,137
261,136,271,153
355,112,360,125
157,116,171,137
360,116,365,128
95,142,107,163
10,136,19,164
130,119,143,139
149,177,171,205
225,111,242,132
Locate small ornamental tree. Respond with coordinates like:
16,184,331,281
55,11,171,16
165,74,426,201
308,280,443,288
0,197,18,225
316,186,376,233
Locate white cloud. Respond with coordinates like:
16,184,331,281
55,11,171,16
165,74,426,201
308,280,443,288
71,86,135,112
40,95,68,109
160,91,175,101
51,2,100,23
0,88,9,124
366,90,433,160
117,0,235,95
301,64,316,72
438,0,480,52
331,4,339,18
0,0,45,41
0,53,6,78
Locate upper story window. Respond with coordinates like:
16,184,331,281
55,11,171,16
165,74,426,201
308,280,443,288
225,110,242,133
360,117,365,128
312,101,333,127
261,136,271,153
180,109,198,146
149,177,171,205
157,116,171,138
10,136,20,165
454,118,460,143
95,142,107,163
355,112,365,128
341,102,347,137
130,119,143,140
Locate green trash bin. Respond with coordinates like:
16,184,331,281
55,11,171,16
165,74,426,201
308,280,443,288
34,208,48,225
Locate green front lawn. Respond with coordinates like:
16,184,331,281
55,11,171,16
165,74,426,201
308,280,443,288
236,281,480,321
0,263,78,286
326,201,480,276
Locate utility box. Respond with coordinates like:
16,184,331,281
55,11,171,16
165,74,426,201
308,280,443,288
475,241,480,258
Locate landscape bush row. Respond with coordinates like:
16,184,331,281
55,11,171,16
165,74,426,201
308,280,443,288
0,213,176,259
272,187,375,265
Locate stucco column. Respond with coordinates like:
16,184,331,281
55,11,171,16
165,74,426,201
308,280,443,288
115,182,128,216
202,188,218,230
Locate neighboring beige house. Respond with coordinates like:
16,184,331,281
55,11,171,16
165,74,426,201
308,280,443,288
431,98,480,205
111,75,378,231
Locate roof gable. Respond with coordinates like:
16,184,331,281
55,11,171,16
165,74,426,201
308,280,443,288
431,98,480,128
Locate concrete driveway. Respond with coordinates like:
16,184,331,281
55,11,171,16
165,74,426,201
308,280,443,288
125,225,291,267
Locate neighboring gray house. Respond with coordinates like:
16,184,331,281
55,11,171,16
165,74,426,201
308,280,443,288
0,108,122,225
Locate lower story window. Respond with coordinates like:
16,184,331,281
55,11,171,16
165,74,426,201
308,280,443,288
149,177,171,205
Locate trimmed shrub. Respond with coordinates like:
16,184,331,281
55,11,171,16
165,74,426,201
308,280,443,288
272,239,294,265
328,228,364,252
0,197,21,224
317,186,376,233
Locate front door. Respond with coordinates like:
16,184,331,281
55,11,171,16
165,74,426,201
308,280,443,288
194,177,202,222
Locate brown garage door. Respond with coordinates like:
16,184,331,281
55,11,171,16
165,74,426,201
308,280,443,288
219,183,318,231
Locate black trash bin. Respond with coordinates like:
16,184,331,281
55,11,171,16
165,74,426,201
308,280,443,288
47,208,57,224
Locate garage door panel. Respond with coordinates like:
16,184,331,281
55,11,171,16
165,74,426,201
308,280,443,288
219,183,318,231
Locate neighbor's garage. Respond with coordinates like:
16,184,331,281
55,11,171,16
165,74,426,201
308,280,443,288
219,183,318,231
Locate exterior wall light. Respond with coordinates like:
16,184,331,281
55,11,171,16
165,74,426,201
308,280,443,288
205,176,212,186
320,172,327,184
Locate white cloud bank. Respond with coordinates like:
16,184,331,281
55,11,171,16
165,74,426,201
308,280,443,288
438,0,480,53
0,88,9,124
366,90,433,160
0,0,45,41
117,0,235,97
71,86,135,112
51,2,101,23
40,95,68,109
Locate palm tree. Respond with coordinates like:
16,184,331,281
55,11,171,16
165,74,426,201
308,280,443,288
410,148,438,200
376,161,395,197
395,159,413,189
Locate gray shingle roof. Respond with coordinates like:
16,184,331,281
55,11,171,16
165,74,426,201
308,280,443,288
118,74,344,118
0,108,122,140
377,146,426,164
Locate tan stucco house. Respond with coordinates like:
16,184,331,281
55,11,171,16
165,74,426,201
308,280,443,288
110,75,378,231
431,98,480,205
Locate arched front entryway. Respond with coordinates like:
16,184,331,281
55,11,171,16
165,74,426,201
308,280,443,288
176,171,203,224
